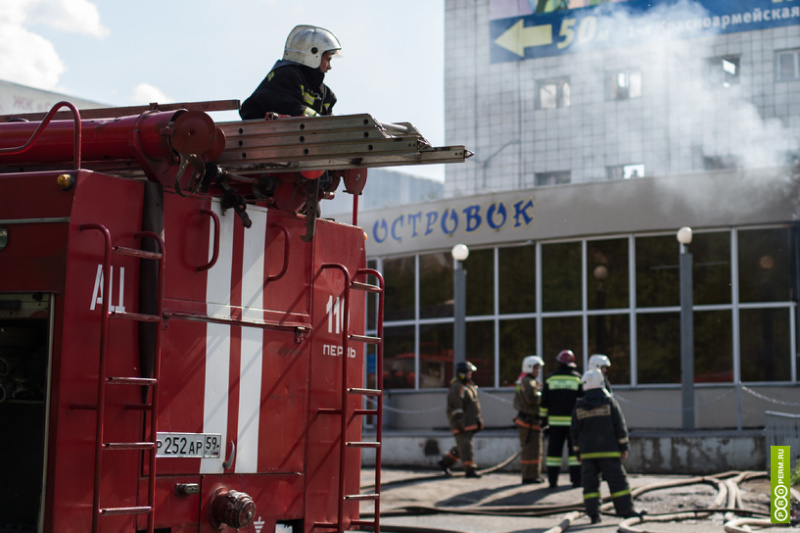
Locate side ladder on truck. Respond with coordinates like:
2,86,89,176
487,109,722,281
316,265,385,533
76,224,165,533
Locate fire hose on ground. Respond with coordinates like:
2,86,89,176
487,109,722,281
362,452,798,533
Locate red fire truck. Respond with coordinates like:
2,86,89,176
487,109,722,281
0,100,468,533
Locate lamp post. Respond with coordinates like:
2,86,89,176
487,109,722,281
451,244,469,369
677,226,694,432
593,264,608,354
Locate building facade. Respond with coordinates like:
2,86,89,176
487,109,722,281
359,0,800,431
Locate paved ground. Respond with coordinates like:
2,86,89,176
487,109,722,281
363,467,795,533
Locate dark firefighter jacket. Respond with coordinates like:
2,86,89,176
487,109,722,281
513,373,541,425
240,60,337,120
540,364,582,427
570,388,629,460
447,377,483,434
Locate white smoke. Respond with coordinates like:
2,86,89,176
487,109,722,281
592,0,799,173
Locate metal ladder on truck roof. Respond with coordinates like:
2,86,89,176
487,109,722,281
316,265,385,533
76,224,165,533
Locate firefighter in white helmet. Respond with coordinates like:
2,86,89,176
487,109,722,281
571,369,644,524
588,353,612,392
513,355,545,484
240,25,341,119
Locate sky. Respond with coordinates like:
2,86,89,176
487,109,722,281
0,0,446,181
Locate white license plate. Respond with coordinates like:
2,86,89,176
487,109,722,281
156,432,222,458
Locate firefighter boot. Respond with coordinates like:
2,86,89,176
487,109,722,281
569,464,582,488
614,493,646,519
465,467,481,478
547,466,560,489
438,452,456,476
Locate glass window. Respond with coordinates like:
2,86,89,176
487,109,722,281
499,318,537,387
384,257,415,321
587,238,629,310
383,325,415,389
419,323,454,388
740,308,792,382
695,310,732,383
465,248,494,316
776,49,800,81
537,77,571,109
607,163,644,180
499,245,536,313
465,321,495,388
588,313,630,385
636,235,679,308
702,154,739,170
541,316,582,368
419,252,453,319
607,69,642,100
706,55,740,88
535,170,571,187
692,232,731,305
542,242,581,311
738,228,793,303
637,312,680,384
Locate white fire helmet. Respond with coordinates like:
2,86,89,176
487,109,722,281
582,369,605,391
521,355,544,374
283,25,342,69
588,354,611,371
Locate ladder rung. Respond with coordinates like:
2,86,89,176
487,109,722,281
344,493,380,501
113,246,163,261
349,334,381,344
354,409,378,416
124,403,153,411
110,311,161,323
100,506,152,516
346,441,380,449
107,376,157,386
348,387,381,397
349,519,378,528
318,407,342,414
350,281,381,294
103,442,155,451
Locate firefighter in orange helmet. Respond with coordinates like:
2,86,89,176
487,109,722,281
438,361,484,478
240,25,341,119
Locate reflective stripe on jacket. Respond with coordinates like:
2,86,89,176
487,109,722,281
541,365,582,426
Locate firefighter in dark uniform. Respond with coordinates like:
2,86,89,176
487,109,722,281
513,355,545,484
540,349,583,489
571,369,645,524
240,25,340,119
439,361,484,478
